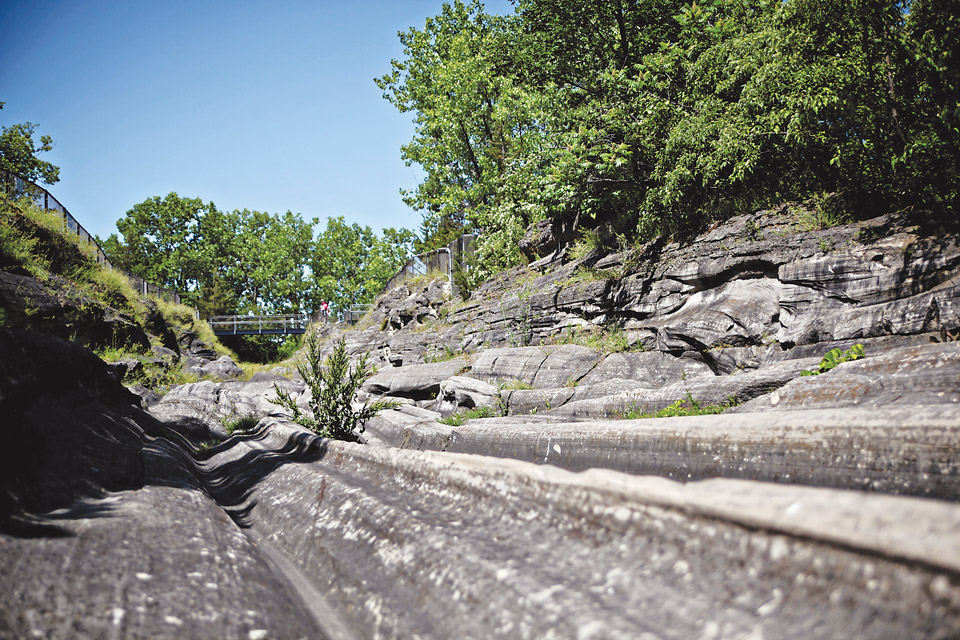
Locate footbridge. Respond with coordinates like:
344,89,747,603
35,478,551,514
209,314,310,336
209,305,373,336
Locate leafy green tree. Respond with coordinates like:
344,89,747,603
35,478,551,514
363,227,418,296
106,193,218,295
194,273,237,320
0,102,60,186
228,209,315,313
382,0,958,280
376,0,545,256
310,217,415,312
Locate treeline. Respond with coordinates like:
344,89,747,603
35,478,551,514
102,193,416,318
379,0,960,282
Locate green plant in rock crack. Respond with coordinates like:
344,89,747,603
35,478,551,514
436,405,498,426
502,283,534,347
801,344,865,376
621,393,739,420
270,334,399,442
224,414,260,435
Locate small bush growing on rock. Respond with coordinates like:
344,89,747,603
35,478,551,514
270,334,398,443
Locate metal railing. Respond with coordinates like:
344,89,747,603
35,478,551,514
209,314,311,336
313,304,373,325
2,170,182,304
384,233,476,296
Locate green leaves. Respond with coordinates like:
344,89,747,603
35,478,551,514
270,334,399,442
381,0,958,282
106,197,414,317
801,344,865,376
0,103,60,186
310,217,415,312
377,0,547,255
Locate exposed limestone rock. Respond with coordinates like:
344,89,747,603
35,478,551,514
0,330,323,639
199,354,243,380
321,209,960,373
5,204,960,638
470,344,605,388
578,350,714,385
395,405,960,499
501,386,576,416
737,342,960,412
368,276,451,331
518,216,575,261
546,356,818,418
147,374,303,443
147,380,228,442
433,375,500,416
0,270,151,351
362,359,468,401
200,420,960,638
5,323,960,638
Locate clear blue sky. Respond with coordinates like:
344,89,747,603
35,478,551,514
1,0,515,240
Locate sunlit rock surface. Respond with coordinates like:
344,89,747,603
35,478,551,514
4,206,960,638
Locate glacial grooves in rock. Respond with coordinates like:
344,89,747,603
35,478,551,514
3,207,960,638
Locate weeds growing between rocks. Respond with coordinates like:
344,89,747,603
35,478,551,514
224,414,261,435
801,344,864,376
436,406,499,426
621,393,739,420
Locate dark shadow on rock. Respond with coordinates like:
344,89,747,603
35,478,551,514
0,514,72,538
196,427,329,528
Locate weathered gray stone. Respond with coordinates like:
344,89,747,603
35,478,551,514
548,356,819,419
627,276,783,352
502,386,575,415
0,331,324,638
434,375,500,415
0,271,152,352
777,233,960,345
183,354,210,375
471,344,604,388
148,375,302,438
579,350,714,386
362,405,441,447
202,419,960,638
737,342,960,412
518,216,575,261
397,405,960,499
105,357,143,383
151,345,179,362
127,383,161,409
363,359,468,400
392,210,960,356
200,354,243,380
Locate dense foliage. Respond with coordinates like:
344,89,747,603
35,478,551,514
102,194,416,317
0,101,60,187
379,0,960,281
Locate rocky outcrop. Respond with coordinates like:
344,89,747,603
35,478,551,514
197,420,960,638
5,205,960,638
146,373,304,442
362,359,468,402
0,270,151,351
736,341,960,412
338,209,959,371
0,328,322,638
434,375,500,416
